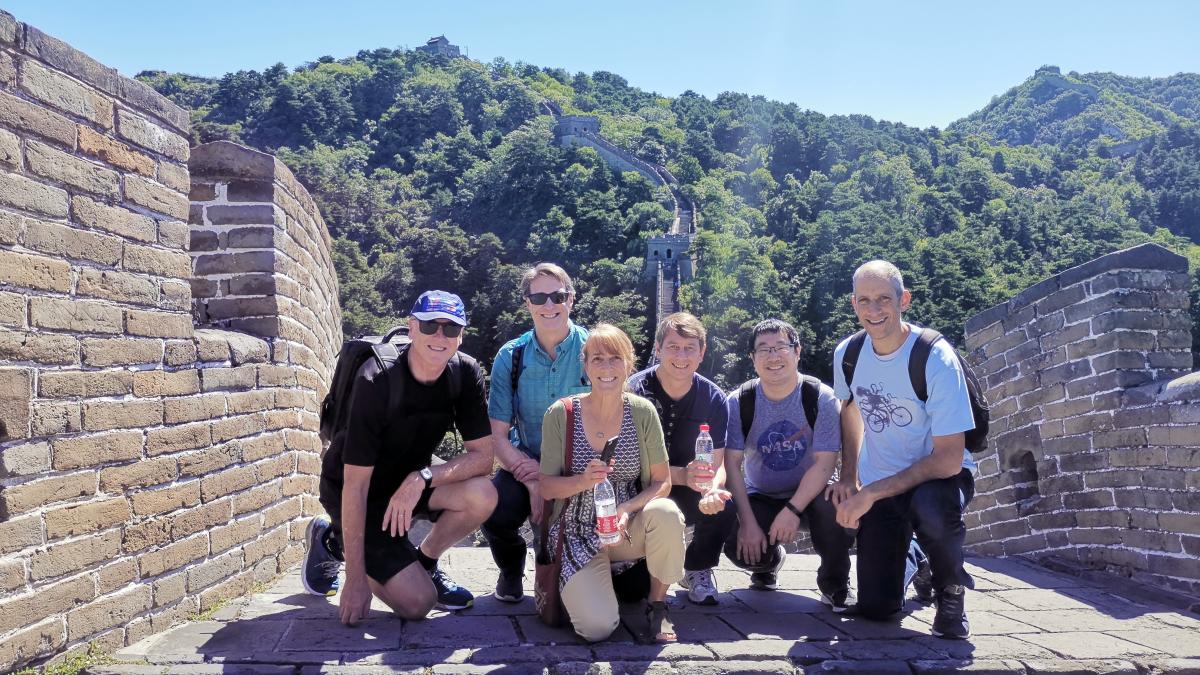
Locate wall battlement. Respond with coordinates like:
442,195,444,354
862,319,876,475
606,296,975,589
0,12,340,671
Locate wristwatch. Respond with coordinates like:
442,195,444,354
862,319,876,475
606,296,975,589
418,466,433,489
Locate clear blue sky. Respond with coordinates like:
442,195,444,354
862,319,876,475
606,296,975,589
5,1,1198,128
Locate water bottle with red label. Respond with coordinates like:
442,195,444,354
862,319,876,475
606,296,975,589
694,423,714,490
594,477,620,545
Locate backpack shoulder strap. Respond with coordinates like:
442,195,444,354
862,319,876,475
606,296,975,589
737,379,759,441
799,375,820,429
510,340,526,397
841,330,867,400
372,342,408,418
909,328,942,402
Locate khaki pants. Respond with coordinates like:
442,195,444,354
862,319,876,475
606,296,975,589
561,497,685,642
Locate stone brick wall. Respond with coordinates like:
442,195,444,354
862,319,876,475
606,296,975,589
963,243,1199,597
0,12,341,671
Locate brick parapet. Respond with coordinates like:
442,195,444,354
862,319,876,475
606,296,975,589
0,15,338,672
963,243,1199,598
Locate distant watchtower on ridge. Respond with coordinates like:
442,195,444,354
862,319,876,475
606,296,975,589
416,35,461,58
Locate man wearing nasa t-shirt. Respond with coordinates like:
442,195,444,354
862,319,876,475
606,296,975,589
828,260,976,639
724,319,854,611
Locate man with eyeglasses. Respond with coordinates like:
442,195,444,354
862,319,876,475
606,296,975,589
307,290,497,625
483,263,590,603
627,312,736,605
722,319,854,610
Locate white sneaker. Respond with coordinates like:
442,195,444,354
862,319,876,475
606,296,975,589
681,568,719,605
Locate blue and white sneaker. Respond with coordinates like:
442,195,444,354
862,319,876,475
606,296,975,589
429,566,474,610
302,515,342,597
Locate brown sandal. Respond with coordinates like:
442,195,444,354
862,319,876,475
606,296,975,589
645,600,677,643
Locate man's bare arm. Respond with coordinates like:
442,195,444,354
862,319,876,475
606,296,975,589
429,435,494,486
860,432,964,501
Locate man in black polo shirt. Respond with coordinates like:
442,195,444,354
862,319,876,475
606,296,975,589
304,290,497,625
629,312,736,605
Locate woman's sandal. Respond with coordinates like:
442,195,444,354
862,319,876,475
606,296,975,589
645,600,677,643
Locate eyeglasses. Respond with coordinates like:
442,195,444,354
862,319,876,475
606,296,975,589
752,343,797,358
417,320,463,338
526,290,570,305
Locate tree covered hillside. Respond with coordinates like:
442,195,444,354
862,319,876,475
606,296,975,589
140,54,1200,386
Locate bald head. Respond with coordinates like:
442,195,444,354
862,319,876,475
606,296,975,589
853,260,905,299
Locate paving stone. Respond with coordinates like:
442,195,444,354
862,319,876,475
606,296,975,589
721,612,844,641
300,667,424,675
968,559,1086,590
1143,612,1200,630
1021,659,1140,674
1139,659,1200,675
552,662,673,675
911,660,1027,674
942,611,1041,636
432,665,545,674
590,642,714,662
705,639,833,664
465,594,537,616
819,612,935,640
1106,628,1200,657
618,610,739,643
280,617,402,651
212,652,341,665
663,590,752,613
1017,631,1163,659
345,648,474,665
470,644,591,664
403,615,518,649
91,667,294,675
913,634,1057,660
230,593,352,621
514,615,636,646
727,589,827,613
140,620,288,658
669,660,798,674
990,589,1104,611
994,609,1161,632
1061,587,1158,616
823,638,943,661
806,660,911,673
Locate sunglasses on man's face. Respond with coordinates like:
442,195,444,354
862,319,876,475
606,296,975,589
417,320,463,338
526,290,570,306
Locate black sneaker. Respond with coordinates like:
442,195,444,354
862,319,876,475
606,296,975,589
494,571,523,603
749,544,786,591
931,584,970,639
820,587,856,613
301,515,341,597
912,556,934,603
430,566,474,610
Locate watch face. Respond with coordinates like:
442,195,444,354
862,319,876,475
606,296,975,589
420,467,432,481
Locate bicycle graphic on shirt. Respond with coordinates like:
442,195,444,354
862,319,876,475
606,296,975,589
855,383,913,433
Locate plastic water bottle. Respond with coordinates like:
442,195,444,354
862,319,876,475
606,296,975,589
694,423,714,491
594,478,620,545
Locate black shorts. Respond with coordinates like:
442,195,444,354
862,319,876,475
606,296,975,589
322,484,442,583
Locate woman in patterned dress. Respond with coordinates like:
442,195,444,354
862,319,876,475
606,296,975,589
539,324,686,643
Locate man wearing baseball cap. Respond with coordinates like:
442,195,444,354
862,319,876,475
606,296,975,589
306,290,498,625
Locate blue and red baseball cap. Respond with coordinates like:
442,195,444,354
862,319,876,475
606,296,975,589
411,290,467,326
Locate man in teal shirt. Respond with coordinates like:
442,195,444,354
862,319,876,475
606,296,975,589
484,263,590,602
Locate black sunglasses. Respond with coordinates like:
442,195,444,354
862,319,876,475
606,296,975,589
417,320,463,338
526,290,570,305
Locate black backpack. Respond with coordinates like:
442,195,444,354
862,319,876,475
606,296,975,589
735,375,821,440
319,326,463,444
840,327,990,455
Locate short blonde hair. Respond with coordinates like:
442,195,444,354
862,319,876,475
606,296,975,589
583,324,637,378
655,312,706,347
519,262,575,297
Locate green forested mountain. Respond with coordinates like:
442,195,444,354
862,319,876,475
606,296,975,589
139,54,1200,386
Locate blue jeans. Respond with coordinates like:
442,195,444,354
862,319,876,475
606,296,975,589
855,468,975,620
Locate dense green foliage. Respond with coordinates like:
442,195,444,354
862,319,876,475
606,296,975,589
141,57,1200,386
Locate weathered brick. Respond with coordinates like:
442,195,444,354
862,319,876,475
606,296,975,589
170,498,231,539
125,308,192,339
0,513,44,555
53,430,143,469
0,576,93,643
1148,425,1200,446
0,440,49,477
227,389,274,414
115,109,188,161
158,219,189,250
0,126,19,168
138,534,207,577
0,248,72,292
245,525,289,566
241,432,286,462
210,515,262,554
199,365,257,392
202,465,258,502
121,518,170,553
96,558,137,594
200,296,279,321
0,366,31,440
81,398,161,431
75,268,156,308
123,242,191,279
44,497,131,540
198,570,254,613
70,194,156,242
282,474,315,497
256,453,294,482
178,443,240,478
0,291,26,329
19,59,113,129
0,472,94,516
38,370,133,398
25,139,120,198
0,209,24,245
159,279,190,311
132,369,199,397
1159,511,1200,536
193,250,276,275
152,571,187,607
30,529,120,580
98,455,175,492
211,412,266,443
163,338,197,365
130,481,201,517
262,496,301,529
0,559,26,593
258,364,298,387
162,393,225,424
124,174,189,219
0,89,77,147
31,296,122,334
146,421,211,456
81,337,162,367
77,125,154,176
206,204,277,225
65,585,152,642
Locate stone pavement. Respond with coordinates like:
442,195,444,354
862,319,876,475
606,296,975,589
97,548,1200,675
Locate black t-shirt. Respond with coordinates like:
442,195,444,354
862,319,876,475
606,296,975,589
324,349,491,509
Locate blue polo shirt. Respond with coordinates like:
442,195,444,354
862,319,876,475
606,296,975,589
628,365,728,467
488,322,590,459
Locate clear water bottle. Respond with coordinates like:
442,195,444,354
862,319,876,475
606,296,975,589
594,478,620,545
694,423,714,491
